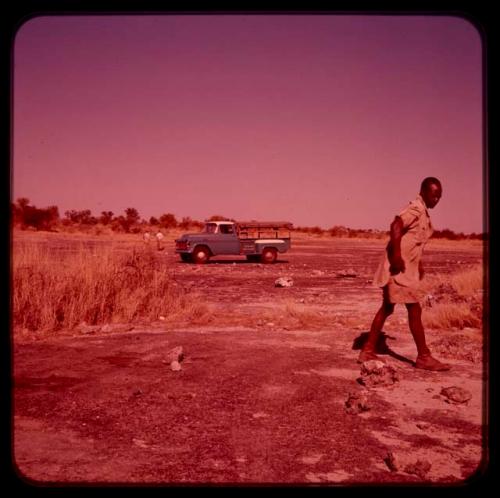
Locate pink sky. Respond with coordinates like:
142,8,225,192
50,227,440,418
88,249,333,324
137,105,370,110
13,15,484,232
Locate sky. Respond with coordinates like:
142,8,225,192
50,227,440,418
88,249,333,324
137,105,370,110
12,14,484,233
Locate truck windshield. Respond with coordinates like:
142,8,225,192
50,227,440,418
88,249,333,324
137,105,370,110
204,223,217,234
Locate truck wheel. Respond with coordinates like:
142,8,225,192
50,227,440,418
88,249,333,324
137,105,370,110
261,248,277,264
192,246,210,264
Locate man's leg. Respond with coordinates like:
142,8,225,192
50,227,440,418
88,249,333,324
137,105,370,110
406,303,450,371
358,299,394,362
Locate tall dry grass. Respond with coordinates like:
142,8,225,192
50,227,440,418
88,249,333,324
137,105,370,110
422,264,484,330
12,242,209,333
448,265,484,296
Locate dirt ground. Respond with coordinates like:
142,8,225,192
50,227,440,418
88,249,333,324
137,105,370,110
12,235,486,485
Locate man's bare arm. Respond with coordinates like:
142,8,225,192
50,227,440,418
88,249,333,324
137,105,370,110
387,216,405,275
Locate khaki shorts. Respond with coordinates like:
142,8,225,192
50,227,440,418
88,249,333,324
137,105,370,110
384,276,424,304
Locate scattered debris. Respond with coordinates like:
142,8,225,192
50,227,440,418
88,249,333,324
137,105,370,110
132,438,149,449
336,268,358,278
440,386,472,404
301,454,323,465
404,459,432,479
98,323,135,334
430,335,481,363
252,412,269,419
357,360,399,388
344,391,370,414
384,451,399,472
77,322,100,335
416,422,431,431
275,277,294,288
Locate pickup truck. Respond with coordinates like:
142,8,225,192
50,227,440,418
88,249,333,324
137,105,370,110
175,220,293,264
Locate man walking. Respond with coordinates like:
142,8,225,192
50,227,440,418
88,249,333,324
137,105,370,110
358,177,450,371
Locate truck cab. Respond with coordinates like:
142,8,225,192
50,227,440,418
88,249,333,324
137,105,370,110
175,220,292,264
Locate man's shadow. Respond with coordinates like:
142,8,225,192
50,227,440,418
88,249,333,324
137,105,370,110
352,331,414,365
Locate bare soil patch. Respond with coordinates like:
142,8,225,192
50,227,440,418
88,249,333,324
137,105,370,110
13,235,486,484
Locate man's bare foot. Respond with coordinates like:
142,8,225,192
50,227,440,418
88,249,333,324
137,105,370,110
415,355,451,371
357,350,386,364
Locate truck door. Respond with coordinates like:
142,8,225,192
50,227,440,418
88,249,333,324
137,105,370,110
212,224,240,255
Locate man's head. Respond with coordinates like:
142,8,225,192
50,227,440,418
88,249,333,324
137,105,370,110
420,177,442,209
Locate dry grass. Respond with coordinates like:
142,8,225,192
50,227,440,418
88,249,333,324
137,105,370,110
234,300,352,330
12,242,209,333
422,264,484,330
449,265,484,296
423,302,481,330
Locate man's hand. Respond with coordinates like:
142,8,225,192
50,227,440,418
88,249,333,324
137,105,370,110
388,216,405,275
389,254,405,275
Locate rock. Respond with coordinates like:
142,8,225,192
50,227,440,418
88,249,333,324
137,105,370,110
336,268,358,278
360,359,386,372
416,422,431,430
312,270,325,276
344,391,370,414
170,360,182,371
440,386,472,404
252,412,269,419
357,361,398,388
275,277,294,287
404,459,431,479
424,294,435,308
384,451,399,472
166,346,184,363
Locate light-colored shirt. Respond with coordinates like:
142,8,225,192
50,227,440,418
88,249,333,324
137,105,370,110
373,194,434,289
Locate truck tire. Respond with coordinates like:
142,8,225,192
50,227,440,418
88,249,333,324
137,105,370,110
261,247,277,264
192,246,210,264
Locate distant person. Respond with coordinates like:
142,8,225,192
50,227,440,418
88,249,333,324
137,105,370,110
358,177,450,371
155,230,164,251
143,231,151,245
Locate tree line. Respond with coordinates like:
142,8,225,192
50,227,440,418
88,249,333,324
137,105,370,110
10,198,485,240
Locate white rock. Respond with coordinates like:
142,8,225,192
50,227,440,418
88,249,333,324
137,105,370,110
275,277,294,287
166,346,184,363
170,360,182,371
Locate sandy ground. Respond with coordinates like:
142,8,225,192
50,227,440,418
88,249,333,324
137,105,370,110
12,234,486,485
